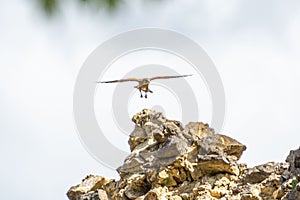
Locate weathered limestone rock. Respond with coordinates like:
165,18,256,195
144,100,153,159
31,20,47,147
198,134,246,160
98,189,109,200
67,109,300,200
273,186,284,199
241,162,286,184
123,174,151,199
259,173,281,197
184,122,215,139
286,182,300,200
119,110,189,176
67,175,111,200
286,146,300,173
240,184,262,200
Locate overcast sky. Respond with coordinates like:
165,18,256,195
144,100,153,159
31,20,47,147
1,0,300,200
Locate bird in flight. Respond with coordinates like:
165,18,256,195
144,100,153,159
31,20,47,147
97,74,192,98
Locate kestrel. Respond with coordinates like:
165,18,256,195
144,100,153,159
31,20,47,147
97,74,192,98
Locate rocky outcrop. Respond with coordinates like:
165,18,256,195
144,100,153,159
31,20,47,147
67,109,300,200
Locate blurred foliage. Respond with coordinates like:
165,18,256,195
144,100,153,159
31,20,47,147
80,0,119,8
37,0,121,16
37,0,58,15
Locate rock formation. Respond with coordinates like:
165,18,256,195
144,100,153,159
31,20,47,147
67,109,300,200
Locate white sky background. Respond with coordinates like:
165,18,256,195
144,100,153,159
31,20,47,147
1,0,300,199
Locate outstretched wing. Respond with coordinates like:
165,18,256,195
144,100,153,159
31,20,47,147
149,74,193,81
97,77,140,83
